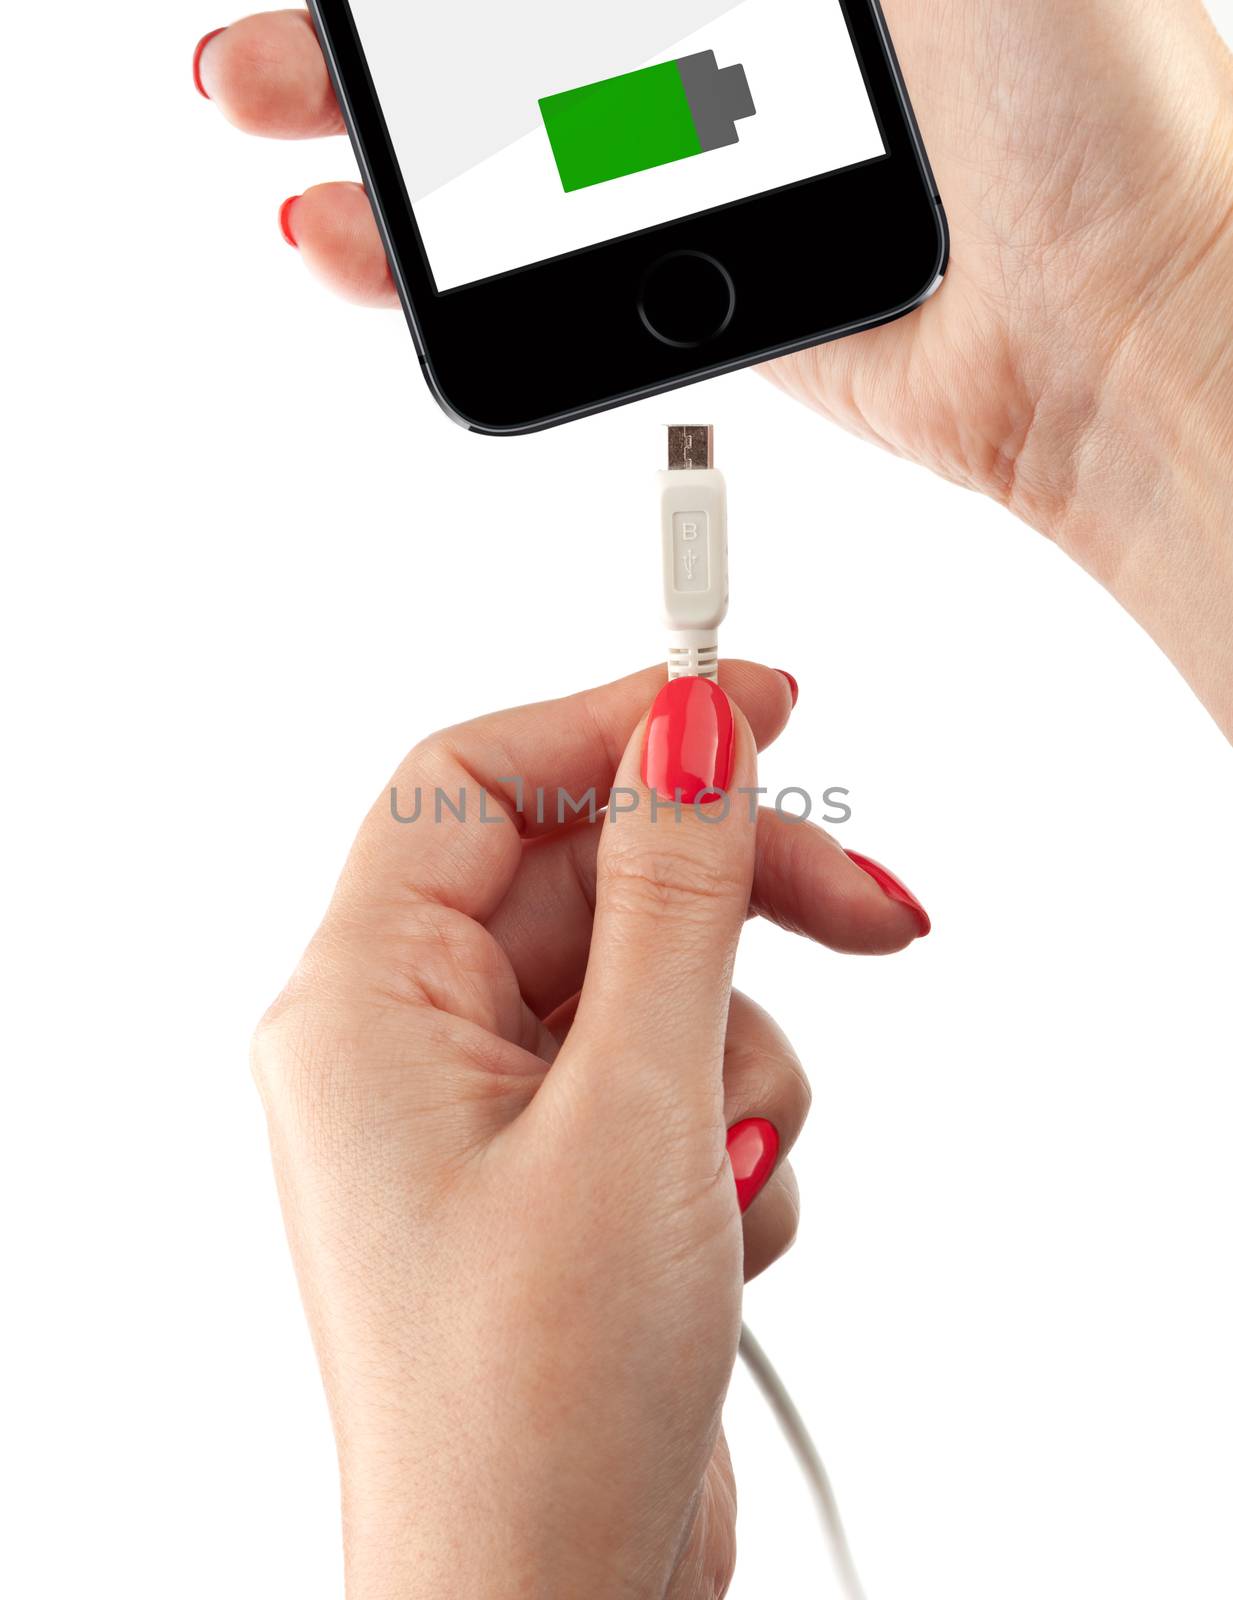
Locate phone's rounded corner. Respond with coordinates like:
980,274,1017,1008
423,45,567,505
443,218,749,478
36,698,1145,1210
416,353,504,435
421,368,480,434
418,352,559,437
430,387,546,437
927,193,951,291
883,197,951,327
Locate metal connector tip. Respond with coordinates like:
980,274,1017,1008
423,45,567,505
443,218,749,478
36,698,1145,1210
667,424,714,471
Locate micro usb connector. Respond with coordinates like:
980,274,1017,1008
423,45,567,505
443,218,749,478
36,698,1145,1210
666,424,714,471
659,424,728,680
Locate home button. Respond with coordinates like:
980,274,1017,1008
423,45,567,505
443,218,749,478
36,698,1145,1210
638,250,736,348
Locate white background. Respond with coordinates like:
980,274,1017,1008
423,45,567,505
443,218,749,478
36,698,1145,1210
3,4,1233,1598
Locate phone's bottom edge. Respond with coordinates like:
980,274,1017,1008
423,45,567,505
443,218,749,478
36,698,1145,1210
424,209,950,437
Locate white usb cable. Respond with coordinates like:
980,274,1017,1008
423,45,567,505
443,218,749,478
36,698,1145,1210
659,424,729,680
739,1324,869,1600
660,425,867,1600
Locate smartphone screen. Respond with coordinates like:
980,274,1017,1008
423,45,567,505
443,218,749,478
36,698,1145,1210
347,0,886,294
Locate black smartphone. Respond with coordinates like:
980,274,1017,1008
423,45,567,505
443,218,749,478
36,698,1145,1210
308,0,947,434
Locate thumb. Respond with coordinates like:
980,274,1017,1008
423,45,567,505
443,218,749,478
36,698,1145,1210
554,676,758,1125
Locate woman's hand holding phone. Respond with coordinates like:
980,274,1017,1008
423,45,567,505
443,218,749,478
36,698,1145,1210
196,1,1233,738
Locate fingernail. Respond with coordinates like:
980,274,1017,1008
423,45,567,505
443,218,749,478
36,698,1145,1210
845,850,931,937
642,676,735,803
727,1118,779,1213
774,670,799,708
279,196,301,248
193,28,226,99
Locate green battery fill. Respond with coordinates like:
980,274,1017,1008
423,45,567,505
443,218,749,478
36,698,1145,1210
539,51,756,194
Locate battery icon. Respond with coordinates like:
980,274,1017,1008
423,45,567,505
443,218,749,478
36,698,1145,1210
539,51,756,194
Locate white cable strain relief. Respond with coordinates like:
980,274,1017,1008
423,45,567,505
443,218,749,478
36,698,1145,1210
667,629,720,680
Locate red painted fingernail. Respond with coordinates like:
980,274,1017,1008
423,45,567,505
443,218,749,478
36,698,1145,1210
193,28,225,99
845,850,931,937
727,1118,779,1213
775,670,799,708
279,196,301,248
642,676,735,803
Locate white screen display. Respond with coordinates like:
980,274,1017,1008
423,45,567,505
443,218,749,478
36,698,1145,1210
348,0,885,292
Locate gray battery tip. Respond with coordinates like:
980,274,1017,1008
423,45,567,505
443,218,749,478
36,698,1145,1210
677,52,755,152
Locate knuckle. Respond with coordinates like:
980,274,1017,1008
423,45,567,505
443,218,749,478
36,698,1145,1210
250,987,389,1158
248,947,360,1118
725,1041,812,1133
369,898,512,1013
249,986,320,1107
783,1055,813,1126
598,838,749,922
402,729,454,782
773,1200,801,1261
751,1178,801,1275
